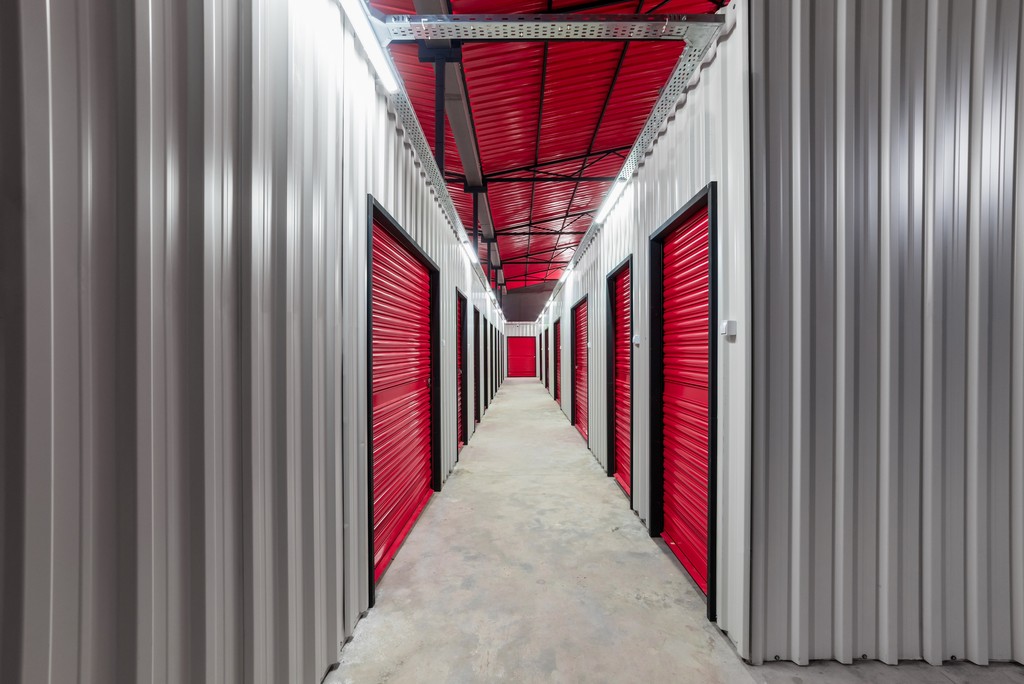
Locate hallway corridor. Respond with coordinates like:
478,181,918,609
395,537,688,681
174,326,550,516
333,378,749,682
331,379,1023,684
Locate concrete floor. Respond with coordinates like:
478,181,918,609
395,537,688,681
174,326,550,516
329,378,1023,684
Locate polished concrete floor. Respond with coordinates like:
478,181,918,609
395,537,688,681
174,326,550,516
329,378,1023,684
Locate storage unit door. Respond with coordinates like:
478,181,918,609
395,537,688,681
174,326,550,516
457,297,465,449
554,321,561,402
508,336,536,377
573,300,589,442
612,267,632,496
370,220,433,582
661,208,711,594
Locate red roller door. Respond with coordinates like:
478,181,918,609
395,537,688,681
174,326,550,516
611,266,632,496
572,300,588,442
508,336,536,377
456,295,465,450
553,321,561,402
661,207,711,594
370,218,433,583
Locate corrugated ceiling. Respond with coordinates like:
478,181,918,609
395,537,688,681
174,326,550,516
371,0,727,288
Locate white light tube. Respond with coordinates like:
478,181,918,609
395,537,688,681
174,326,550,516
594,178,627,225
339,0,400,94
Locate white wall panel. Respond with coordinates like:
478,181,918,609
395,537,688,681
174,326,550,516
5,0,501,682
535,0,750,657
749,0,1024,667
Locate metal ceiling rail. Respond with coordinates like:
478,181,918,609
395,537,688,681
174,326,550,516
374,13,722,44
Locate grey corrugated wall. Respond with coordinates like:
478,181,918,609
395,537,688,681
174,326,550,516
5,0,501,682
749,0,1024,666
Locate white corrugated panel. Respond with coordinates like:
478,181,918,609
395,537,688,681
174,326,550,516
535,0,751,658
748,0,1024,667
7,0,501,682
505,322,539,337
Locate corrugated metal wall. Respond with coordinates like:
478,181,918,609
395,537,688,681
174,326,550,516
5,0,502,682
749,0,1024,667
535,0,751,658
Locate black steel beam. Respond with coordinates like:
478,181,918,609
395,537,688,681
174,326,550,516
484,146,629,178
483,176,617,183
501,244,576,261
502,259,572,265
494,208,593,233
492,231,586,236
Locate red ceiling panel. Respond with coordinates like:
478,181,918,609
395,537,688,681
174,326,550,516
368,0,727,289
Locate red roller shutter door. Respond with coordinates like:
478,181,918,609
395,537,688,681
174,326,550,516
611,267,632,496
370,220,433,583
572,300,588,442
661,207,711,594
508,336,536,377
553,321,561,402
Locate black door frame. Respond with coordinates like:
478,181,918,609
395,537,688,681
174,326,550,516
569,294,589,446
544,328,550,388
648,182,718,622
365,195,441,608
456,289,468,455
483,323,490,410
605,255,634,507
474,307,481,423
553,318,561,404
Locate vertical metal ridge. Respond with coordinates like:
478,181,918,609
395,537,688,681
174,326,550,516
1013,0,1024,660
789,0,811,666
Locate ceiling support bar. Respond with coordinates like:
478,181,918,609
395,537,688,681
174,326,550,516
484,146,630,178
495,208,594,233
455,176,618,184
493,231,586,237
434,58,445,175
472,190,480,252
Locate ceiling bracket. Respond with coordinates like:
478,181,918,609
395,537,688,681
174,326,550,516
417,43,463,62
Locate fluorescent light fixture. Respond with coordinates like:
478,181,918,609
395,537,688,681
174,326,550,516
463,242,478,262
339,0,400,94
594,178,628,225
